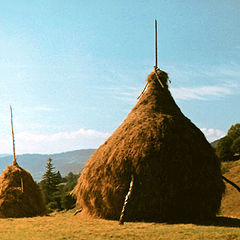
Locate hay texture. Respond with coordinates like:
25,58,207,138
0,164,46,218
73,69,225,222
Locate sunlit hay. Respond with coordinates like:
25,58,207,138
73,70,225,222
0,164,46,218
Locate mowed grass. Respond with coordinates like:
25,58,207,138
0,211,240,240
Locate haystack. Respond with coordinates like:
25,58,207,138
0,163,46,218
0,106,46,218
73,69,225,222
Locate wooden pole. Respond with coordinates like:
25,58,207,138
10,105,17,166
119,175,134,225
21,177,24,192
155,19,158,68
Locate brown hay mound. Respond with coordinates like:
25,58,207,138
73,70,225,222
0,164,46,218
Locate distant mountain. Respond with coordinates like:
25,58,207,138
211,139,220,148
0,149,95,182
0,154,10,158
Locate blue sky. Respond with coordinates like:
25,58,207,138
0,0,239,154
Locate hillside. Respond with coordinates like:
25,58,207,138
221,159,240,218
0,149,95,182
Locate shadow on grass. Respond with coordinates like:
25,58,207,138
165,216,240,228
198,216,240,228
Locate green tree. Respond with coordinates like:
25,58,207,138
231,136,240,155
227,123,240,140
40,158,62,209
61,193,76,210
56,171,63,184
60,172,79,209
62,172,79,192
216,136,233,161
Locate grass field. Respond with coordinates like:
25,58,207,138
0,160,239,240
0,210,240,240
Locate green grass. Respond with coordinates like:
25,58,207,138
0,211,240,240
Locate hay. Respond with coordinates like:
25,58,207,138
0,164,46,218
73,69,225,222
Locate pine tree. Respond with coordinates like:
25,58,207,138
40,158,61,205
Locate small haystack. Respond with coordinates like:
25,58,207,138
0,106,46,218
0,163,46,218
73,69,225,222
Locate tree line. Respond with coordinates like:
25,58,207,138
38,158,79,212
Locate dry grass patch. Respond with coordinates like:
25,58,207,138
221,160,240,218
0,211,240,240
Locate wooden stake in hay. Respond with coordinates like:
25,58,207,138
10,106,17,166
119,174,134,225
0,106,46,218
73,69,225,222
155,19,158,69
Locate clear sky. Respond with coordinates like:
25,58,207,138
0,0,239,154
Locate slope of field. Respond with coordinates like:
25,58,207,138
0,211,240,240
221,159,240,218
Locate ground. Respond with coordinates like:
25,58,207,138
0,160,239,240
0,210,239,240
221,160,240,218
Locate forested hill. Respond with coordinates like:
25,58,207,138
0,149,95,182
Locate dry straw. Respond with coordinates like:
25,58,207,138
0,165,46,218
73,69,225,222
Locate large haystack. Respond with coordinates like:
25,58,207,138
73,69,225,222
0,163,46,218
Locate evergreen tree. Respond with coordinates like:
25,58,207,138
39,161,80,211
56,171,63,184
40,158,61,207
